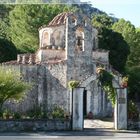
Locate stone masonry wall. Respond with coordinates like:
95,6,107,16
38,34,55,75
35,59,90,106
0,119,71,132
66,13,95,82
1,62,68,114
45,61,68,112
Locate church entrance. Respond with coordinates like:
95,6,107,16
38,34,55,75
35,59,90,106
83,89,114,130
71,87,128,131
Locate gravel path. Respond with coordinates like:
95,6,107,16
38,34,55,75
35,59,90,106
84,119,114,129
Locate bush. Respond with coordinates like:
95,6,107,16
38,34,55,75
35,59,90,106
13,112,21,119
128,100,139,121
51,106,65,119
0,68,31,112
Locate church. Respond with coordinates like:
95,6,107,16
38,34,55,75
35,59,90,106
3,12,115,118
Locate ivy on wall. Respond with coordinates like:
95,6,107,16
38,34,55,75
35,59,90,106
96,67,116,106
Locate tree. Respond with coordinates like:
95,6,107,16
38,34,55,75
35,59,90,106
113,19,140,102
0,5,14,39
0,68,30,112
112,19,136,47
127,66,140,102
127,30,140,67
98,28,129,73
0,38,17,63
92,15,129,73
15,0,43,3
92,14,114,29
112,19,139,67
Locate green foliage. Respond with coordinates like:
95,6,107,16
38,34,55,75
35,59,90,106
2,109,11,119
0,38,17,63
112,19,140,102
127,31,140,67
97,67,116,106
0,5,14,39
92,15,130,73
0,68,31,111
112,19,136,48
112,19,140,67
68,80,79,89
51,106,65,119
97,28,129,73
13,112,21,119
127,66,140,101
128,100,139,120
26,107,47,119
15,0,43,3
92,14,114,29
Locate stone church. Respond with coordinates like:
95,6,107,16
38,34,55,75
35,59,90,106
2,12,114,118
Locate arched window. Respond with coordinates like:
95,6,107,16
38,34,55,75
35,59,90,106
75,27,84,51
52,30,62,46
43,32,49,47
71,16,77,26
84,20,87,27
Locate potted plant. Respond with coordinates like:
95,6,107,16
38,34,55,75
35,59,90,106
96,67,105,74
121,76,128,88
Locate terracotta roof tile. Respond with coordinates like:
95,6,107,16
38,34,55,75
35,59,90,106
47,12,73,27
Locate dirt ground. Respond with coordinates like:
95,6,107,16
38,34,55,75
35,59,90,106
84,118,114,129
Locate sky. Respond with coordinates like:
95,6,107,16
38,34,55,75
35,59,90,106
81,0,140,27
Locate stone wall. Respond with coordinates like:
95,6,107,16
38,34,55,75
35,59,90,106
128,120,140,130
45,61,68,112
1,62,68,114
36,49,66,62
92,50,109,63
0,119,71,132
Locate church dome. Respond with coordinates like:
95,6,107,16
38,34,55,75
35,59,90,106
48,12,73,27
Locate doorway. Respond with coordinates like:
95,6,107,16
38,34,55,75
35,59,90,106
83,90,114,130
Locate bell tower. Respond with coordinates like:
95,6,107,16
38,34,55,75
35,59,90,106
65,13,96,82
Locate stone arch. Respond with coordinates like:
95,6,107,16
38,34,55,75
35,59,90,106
80,75,97,87
75,27,84,51
79,73,127,129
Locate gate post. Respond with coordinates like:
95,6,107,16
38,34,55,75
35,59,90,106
72,87,84,130
114,88,127,130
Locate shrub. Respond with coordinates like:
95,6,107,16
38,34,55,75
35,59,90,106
68,80,79,89
0,68,31,112
52,106,65,119
128,100,139,121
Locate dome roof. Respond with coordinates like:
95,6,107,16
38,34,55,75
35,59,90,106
48,12,72,27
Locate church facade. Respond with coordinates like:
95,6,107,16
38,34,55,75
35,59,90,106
2,12,113,118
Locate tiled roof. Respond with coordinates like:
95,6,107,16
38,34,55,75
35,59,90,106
38,12,73,30
48,12,72,27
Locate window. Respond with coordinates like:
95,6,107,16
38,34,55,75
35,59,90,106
76,27,84,51
43,32,49,47
84,20,87,27
71,16,77,26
